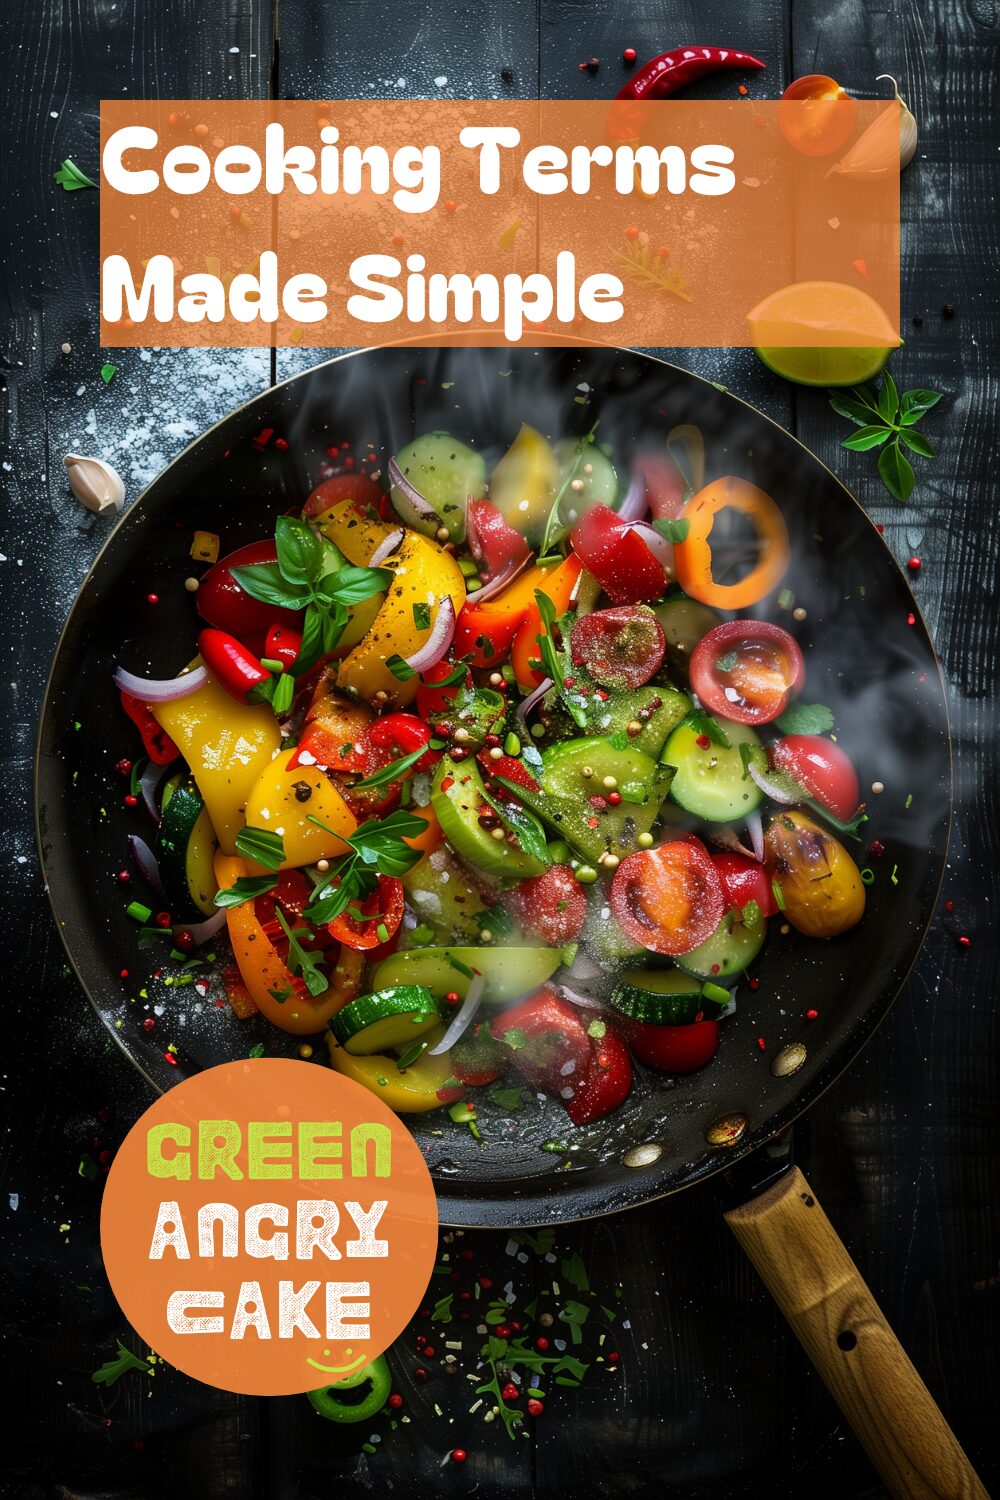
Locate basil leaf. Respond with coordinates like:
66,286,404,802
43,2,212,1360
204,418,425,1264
841,424,893,452
234,826,286,871
275,515,325,586
213,875,278,908
899,388,942,425
775,701,835,735
899,428,935,458
876,370,900,425
325,565,393,605
652,517,689,543
877,442,916,503
480,785,550,866
386,654,417,682
230,561,307,609
424,656,473,688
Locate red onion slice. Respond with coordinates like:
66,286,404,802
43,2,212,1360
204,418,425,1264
139,757,177,823
516,675,553,725
467,550,532,603
428,973,486,1055
405,595,456,673
748,762,801,807
115,663,207,703
615,467,648,523
388,457,437,520
180,908,229,946
368,528,404,567
129,834,166,895
746,810,765,863
622,519,673,571
557,985,608,1013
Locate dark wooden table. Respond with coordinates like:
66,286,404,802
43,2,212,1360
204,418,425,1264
2,1,998,1496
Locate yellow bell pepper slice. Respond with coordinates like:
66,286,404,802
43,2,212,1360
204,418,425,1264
489,423,560,544
149,669,280,855
313,498,396,566
243,749,357,869
326,1025,459,1113
336,532,466,707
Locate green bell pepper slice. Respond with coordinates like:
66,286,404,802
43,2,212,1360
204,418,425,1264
307,1354,391,1423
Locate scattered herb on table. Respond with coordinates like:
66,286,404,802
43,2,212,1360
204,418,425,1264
54,159,97,191
92,1340,153,1387
829,373,943,502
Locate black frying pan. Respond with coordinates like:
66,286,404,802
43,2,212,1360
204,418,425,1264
34,347,984,1497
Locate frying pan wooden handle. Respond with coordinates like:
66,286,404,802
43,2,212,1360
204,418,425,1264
725,1166,987,1500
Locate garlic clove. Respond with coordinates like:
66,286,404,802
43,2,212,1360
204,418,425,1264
875,75,918,170
64,453,125,516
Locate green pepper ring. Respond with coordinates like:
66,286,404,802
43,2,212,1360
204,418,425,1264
307,1354,392,1423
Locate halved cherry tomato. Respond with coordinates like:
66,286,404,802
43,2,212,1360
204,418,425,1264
673,478,790,610
690,620,804,726
610,838,725,956
490,989,592,1095
769,735,860,821
466,498,532,578
197,540,303,655
453,601,523,668
326,873,404,950
509,865,587,946
778,75,856,157
712,852,779,918
565,1025,633,1124
570,505,667,605
510,555,584,690
624,1017,719,1073
303,471,384,519
570,605,665,689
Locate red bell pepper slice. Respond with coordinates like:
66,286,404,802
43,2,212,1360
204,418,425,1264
119,692,179,765
490,989,592,1096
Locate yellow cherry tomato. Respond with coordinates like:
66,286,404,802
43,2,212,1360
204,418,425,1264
764,811,865,938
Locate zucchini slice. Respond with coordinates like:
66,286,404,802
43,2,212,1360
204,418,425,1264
157,775,219,917
610,967,704,1026
329,985,442,1055
676,905,767,981
662,716,767,823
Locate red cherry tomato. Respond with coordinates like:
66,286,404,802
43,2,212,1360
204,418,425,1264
490,989,592,1095
778,75,856,157
769,735,860,821
302,472,384,519
689,620,805,726
416,662,472,720
570,504,668,604
610,838,725,956
566,1026,633,1124
326,874,404,951
570,605,666,689
452,601,523,668
712,852,779,918
197,540,302,655
509,865,587,947
624,1018,719,1073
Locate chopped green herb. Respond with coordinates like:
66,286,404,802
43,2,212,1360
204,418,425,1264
234,826,285,872
100,363,117,384
248,1042,265,1059
275,908,329,997
91,1341,152,1387
386,653,417,682
214,875,278,908
412,602,431,630
771,879,786,912
688,708,731,748
54,158,97,191
716,650,739,673
652,517,690,544
775,701,835,735
350,741,428,790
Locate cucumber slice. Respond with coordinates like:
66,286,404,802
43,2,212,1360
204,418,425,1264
553,438,618,519
663,717,767,823
157,775,219,917
390,432,486,540
432,754,547,879
676,905,767,981
330,985,442,1055
610,967,705,1026
511,737,673,865
371,945,561,1003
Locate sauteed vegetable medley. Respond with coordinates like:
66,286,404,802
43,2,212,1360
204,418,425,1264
116,420,868,1126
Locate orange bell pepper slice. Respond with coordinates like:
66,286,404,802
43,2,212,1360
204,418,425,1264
510,555,582,690
672,477,790,610
215,852,363,1034
404,801,443,856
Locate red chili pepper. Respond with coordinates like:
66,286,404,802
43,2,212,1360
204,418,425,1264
264,622,302,670
197,628,271,704
119,692,180,764
615,45,765,103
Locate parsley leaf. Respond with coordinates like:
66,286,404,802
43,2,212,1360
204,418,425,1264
275,908,329,997
92,1341,152,1387
687,708,731,748
775,701,835,735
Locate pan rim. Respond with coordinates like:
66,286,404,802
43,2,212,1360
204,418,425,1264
34,342,953,1227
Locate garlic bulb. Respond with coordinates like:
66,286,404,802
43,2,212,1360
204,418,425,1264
828,76,917,178
64,453,125,515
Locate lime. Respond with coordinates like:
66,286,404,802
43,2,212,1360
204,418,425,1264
748,281,899,387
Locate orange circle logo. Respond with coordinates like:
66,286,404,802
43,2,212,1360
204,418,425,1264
101,1060,438,1395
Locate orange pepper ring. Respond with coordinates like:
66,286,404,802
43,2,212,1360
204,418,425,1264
673,477,790,610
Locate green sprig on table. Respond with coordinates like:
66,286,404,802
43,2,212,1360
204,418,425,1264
828,373,943,503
